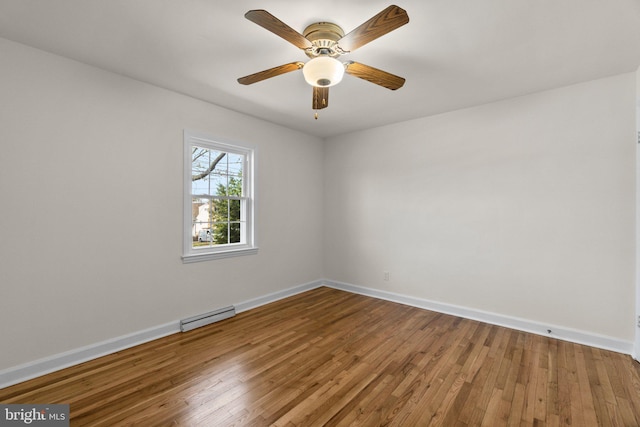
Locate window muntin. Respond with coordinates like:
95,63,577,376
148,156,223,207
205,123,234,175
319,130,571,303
183,131,256,262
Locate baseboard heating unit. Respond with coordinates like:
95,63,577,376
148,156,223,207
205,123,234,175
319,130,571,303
180,306,236,332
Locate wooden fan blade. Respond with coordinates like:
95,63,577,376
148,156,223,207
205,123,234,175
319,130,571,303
238,62,304,85
245,10,312,50
345,61,405,90
312,86,329,110
338,5,409,52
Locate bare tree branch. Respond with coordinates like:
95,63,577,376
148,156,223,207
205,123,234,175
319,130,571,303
192,152,226,181
192,147,207,163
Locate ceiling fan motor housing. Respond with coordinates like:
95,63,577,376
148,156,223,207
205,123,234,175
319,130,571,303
303,22,345,57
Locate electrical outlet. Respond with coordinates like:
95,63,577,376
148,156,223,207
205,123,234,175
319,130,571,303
383,271,390,281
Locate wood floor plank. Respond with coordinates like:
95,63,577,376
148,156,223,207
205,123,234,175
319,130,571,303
507,382,527,426
559,342,581,426
1,287,639,426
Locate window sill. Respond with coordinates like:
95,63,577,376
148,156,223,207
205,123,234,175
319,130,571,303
182,247,259,263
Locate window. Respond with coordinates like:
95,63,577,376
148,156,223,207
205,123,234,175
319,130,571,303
183,130,257,262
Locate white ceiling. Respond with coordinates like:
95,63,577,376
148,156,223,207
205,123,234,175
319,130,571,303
1,0,639,138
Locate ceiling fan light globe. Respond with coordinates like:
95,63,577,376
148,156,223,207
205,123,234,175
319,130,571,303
303,56,344,87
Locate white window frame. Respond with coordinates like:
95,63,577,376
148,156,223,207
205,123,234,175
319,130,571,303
182,130,257,263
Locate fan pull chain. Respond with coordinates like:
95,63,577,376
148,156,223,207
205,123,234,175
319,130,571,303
314,96,327,120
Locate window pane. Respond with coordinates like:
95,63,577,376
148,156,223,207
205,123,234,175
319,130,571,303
230,223,241,243
227,153,243,177
212,199,229,244
229,199,241,221
212,222,228,244
210,172,228,196
227,176,242,197
228,153,244,197
230,199,242,244
192,198,214,248
191,176,209,196
191,148,228,196
211,152,228,174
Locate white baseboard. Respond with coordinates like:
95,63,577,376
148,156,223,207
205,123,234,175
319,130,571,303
0,280,325,390
322,279,634,356
1,278,632,390
0,322,179,390
235,280,324,313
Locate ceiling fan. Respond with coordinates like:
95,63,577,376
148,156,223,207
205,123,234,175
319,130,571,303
237,5,409,118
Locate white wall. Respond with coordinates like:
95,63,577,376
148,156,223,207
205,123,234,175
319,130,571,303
0,38,324,371
0,35,636,377
324,73,636,342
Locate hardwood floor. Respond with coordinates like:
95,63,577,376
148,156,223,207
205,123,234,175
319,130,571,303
1,287,640,426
